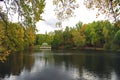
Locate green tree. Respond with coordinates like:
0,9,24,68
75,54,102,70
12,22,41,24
72,30,86,48
0,0,45,52
85,22,101,49
5,23,24,51
63,26,74,49
36,34,45,45
51,30,64,49
36,33,53,46
91,21,104,47
46,32,53,45
25,26,36,48
102,21,114,49
75,21,83,31
72,24,86,48
114,30,120,49
0,21,5,52
90,29,99,48
114,20,120,29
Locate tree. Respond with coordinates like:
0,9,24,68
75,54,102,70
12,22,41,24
35,33,53,46
0,0,45,52
25,26,36,48
72,23,86,48
53,0,79,27
5,23,24,51
0,0,45,27
114,20,120,29
72,30,86,48
102,20,115,49
0,21,5,52
90,29,99,48
45,32,53,45
36,34,45,45
114,30,120,48
84,0,120,22
91,21,104,47
63,26,74,49
85,22,101,49
51,30,64,49
75,21,83,31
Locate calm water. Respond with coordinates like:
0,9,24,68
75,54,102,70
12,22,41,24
0,50,120,80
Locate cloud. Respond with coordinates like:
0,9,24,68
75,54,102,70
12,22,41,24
36,21,55,34
45,18,58,28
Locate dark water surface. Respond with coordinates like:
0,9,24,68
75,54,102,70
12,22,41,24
0,50,120,80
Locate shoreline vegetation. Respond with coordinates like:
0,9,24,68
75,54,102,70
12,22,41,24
35,45,120,52
0,0,120,54
0,20,120,55
36,20,120,52
0,21,36,54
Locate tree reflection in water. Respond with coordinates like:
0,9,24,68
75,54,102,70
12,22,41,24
0,50,120,80
0,50,34,79
52,50,120,80
0,51,11,63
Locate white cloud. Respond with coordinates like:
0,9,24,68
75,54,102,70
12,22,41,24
36,21,55,34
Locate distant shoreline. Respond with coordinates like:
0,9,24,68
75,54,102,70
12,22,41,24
40,46,51,49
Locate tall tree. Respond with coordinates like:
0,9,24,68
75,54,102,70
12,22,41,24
102,20,114,49
72,22,86,48
51,30,64,49
114,30,120,47
63,26,73,49
0,21,5,52
0,0,45,52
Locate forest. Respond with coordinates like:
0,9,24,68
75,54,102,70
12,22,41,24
0,0,45,54
36,20,120,51
0,0,120,53
0,21,36,52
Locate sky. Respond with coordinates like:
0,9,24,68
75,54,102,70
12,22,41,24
0,0,106,34
36,0,106,34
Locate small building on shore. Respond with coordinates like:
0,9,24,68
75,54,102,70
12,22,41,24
40,42,51,49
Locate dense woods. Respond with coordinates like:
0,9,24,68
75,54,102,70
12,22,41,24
36,20,120,51
0,21,36,52
0,0,120,53
0,0,45,53
35,32,53,46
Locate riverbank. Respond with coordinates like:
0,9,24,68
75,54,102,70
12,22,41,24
53,46,120,52
35,45,51,49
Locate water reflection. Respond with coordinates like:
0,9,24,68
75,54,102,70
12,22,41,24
0,50,120,80
0,50,34,79
0,51,10,63
53,50,120,80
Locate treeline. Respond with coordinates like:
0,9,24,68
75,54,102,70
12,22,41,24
0,21,36,52
35,32,53,46
52,20,120,50
36,20,120,51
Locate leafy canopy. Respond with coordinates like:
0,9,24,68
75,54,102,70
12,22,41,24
84,0,120,22
0,0,45,27
53,0,79,27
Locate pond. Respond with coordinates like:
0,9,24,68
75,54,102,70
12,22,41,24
0,49,120,80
